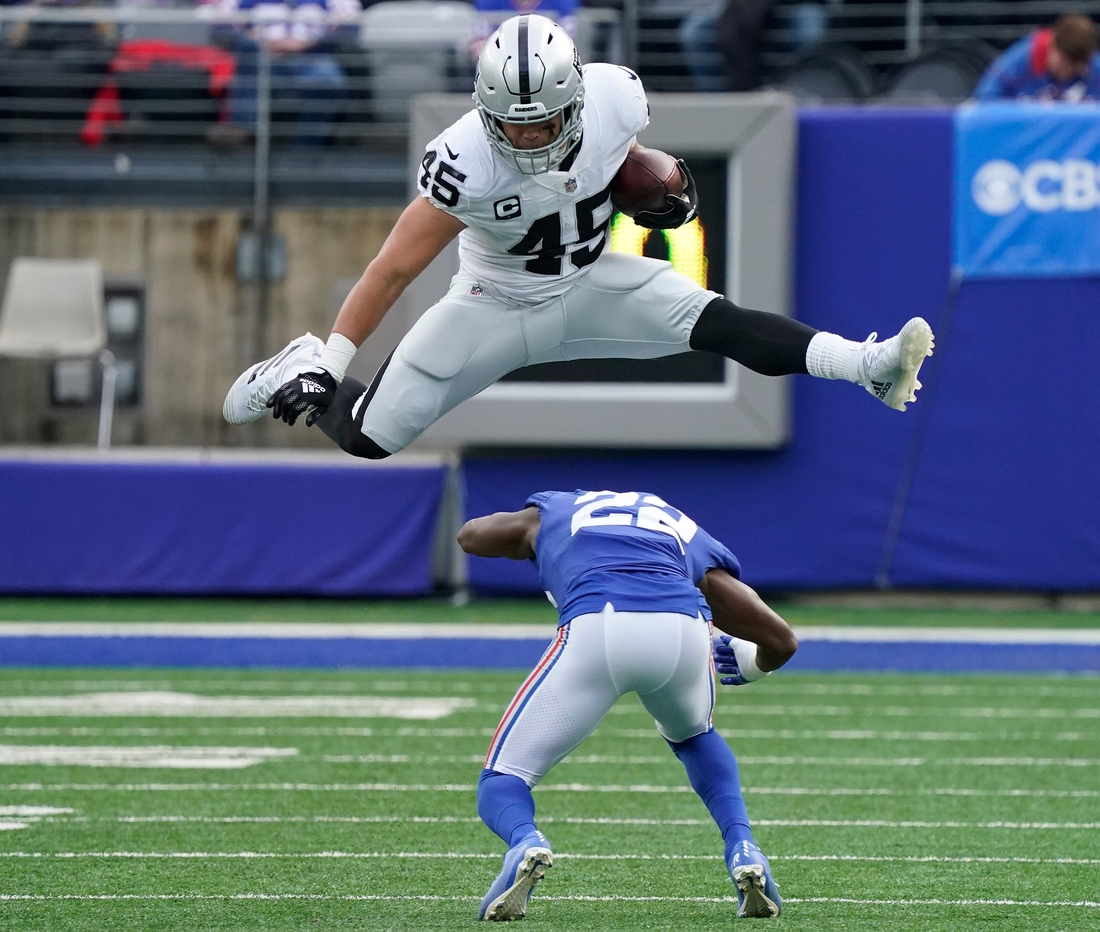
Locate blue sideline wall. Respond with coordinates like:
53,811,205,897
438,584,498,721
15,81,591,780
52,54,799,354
0,457,447,596
465,108,1100,594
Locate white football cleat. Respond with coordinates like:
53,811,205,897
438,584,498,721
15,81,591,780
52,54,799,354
479,832,553,921
856,317,934,412
728,842,781,918
222,333,324,425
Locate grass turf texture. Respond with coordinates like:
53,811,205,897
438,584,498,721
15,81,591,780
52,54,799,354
2,596,1100,629
0,667,1097,931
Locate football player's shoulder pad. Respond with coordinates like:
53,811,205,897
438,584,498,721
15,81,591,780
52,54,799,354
582,62,650,140
418,110,498,216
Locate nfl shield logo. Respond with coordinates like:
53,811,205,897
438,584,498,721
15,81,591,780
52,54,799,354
565,177,577,193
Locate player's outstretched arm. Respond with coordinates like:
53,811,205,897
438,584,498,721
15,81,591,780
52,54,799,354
266,198,466,426
699,569,798,673
332,197,466,348
457,507,540,560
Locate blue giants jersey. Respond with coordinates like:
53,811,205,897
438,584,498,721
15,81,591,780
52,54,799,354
525,490,741,625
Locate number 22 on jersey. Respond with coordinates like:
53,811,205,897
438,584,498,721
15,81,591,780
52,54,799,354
570,490,698,552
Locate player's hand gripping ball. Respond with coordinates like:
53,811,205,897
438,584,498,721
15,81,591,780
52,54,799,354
611,148,698,230
267,369,338,427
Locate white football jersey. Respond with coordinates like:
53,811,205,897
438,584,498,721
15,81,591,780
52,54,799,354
417,63,649,305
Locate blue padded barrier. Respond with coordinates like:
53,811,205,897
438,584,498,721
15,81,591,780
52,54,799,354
0,456,447,596
463,108,1100,593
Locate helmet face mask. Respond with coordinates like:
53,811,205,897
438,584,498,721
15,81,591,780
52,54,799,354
474,14,584,175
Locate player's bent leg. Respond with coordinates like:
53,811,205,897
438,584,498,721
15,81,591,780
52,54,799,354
347,283,527,453
667,731,754,863
477,617,620,920
634,613,779,916
689,297,816,376
483,619,617,785
312,371,394,459
478,770,538,847
477,768,553,921
691,296,934,411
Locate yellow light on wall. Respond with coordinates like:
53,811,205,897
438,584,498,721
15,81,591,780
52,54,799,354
609,214,708,288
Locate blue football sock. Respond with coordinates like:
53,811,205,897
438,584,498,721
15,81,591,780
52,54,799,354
477,769,540,848
667,729,754,862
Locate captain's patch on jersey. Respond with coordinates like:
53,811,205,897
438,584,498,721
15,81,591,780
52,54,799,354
494,196,522,220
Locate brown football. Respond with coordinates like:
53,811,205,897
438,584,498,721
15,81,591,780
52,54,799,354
610,147,684,217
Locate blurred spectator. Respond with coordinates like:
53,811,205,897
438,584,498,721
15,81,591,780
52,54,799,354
683,0,825,92
975,14,1100,102
469,0,577,62
208,0,359,146
714,0,775,91
680,3,724,92
0,1,116,143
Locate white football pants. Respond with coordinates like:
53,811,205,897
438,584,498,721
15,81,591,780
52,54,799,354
484,603,715,787
359,252,719,453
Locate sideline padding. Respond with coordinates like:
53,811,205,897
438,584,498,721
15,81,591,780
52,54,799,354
0,450,447,597
0,623,1097,671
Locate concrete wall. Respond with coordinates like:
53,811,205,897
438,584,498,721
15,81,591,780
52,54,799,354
0,206,405,448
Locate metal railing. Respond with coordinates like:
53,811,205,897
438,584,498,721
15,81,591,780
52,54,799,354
0,5,622,150
2,0,1099,143
0,7,444,148
630,0,1100,92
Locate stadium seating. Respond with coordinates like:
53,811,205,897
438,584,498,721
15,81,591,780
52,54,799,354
360,1,476,123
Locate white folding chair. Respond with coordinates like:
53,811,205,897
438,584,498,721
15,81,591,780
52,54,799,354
0,257,117,449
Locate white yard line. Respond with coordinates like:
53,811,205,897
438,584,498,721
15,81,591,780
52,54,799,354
792,627,1100,645
4,782,1100,797
12,725,1092,742
1,850,1099,871
717,707,1100,719
321,753,1100,767
715,729,1097,743
4,849,1095,862
0,893,1096,907
782,897,1100,907
37,814,1100,832
0,745,297,769
0,693,474,720
1,727,496,738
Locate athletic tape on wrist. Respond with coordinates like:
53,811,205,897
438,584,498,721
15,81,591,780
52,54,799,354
731,637,769,683
317,332,357,382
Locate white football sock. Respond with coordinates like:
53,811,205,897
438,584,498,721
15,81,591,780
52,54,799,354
317,332,358,382
805,332,867,383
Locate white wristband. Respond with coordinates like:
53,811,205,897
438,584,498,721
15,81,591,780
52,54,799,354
316,332,357,382
731,637,770,683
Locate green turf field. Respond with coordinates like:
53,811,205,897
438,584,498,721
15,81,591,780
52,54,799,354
2,595,1100,629
0,662,1097,931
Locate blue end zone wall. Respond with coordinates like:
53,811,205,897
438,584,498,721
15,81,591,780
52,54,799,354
465,108,1100,594
0,458,447,596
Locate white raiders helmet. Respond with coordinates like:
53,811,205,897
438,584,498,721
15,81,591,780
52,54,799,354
474,13,584,175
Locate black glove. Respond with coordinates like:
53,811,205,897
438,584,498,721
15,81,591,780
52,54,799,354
267,369,338,427
633,159,699,230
